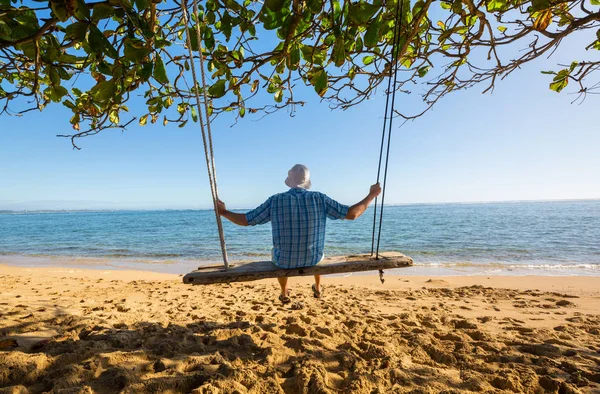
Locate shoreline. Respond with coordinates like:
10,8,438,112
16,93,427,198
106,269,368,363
1,263,599,295
1,254,599,277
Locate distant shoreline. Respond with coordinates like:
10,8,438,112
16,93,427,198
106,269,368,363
1,197,599,214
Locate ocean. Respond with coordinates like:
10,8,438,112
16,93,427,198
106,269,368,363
0,200,599,276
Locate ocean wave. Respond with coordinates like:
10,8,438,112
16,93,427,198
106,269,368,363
413,261,600,270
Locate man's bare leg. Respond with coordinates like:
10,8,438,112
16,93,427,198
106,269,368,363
314,275,321,294
277,277,289,298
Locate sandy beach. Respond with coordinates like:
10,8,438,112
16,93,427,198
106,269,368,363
1,264,599,394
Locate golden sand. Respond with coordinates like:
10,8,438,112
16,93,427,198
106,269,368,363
0,264,599,393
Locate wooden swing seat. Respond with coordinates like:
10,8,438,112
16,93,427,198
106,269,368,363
183,252,412,285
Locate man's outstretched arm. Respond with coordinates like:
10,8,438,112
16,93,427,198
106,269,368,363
346,183,382,220
217,200,249,226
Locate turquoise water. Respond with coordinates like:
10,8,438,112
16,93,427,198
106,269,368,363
0,200,599,275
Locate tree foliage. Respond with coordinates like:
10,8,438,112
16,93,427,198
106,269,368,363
0,0,598,147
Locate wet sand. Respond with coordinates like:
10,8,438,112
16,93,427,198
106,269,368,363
1,264,599,393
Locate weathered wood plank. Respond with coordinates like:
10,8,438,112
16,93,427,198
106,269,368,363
183,252,412,285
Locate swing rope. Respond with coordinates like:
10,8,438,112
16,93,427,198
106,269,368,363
180,0,229,268
371,0,405,259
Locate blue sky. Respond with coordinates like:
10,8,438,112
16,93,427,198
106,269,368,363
1,28,599,210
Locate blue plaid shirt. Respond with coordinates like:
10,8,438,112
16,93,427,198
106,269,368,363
245,188,349,269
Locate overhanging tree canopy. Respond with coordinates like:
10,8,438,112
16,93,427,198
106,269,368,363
0,0,598,147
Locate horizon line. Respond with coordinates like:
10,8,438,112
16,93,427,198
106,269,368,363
1,196,598,213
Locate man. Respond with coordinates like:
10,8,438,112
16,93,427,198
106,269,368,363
217,164,382,303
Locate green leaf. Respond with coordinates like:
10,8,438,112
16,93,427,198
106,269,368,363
56,67,71,80
332,0,342,21
465,14,478,26
92,3,115,21
124,39,151,62
206,11,216,24
331,36,346,67
221,11,233,40
203,27,215,50
348,1,379,25
45,85,68,102
266,0,285,12
47,67,59,85
191,106,198,122
139,114,148,126
139,62,153,81
65,22,88,41
97,61,112,75
569,61,579,72
0,21,12,41
88,25,119,59
223,0,242,12
14,10,39,37
259,4,286,30
591,0,600,5
288,44,300,69
440,1,451,9
274,89,283,102
549,79,568,92
50,0,71,22
497,25,507,33
417,66,430,77
362,55,374,65
153,54,168,84
90,80,115,102
412,0,425,16
187,27,200,51
154,38,172,49
109,110,120,124
134,0,151,11
486,0,508,12
300,45,326,65
364,20,380,47
529,0,550,11
307,0,322,13
309,69,328,97
549,70,569,92
74,0,91,20
70,113,80,125
239,106,246,118
206,0,217,10
267,81,279,94
208,79,227,98
248,24,257,36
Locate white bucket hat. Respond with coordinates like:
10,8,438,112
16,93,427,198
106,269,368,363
285,164,311,190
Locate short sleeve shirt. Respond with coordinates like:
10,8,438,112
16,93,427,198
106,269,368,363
245,188,349,268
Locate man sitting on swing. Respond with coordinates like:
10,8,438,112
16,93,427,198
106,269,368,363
217,164,381,304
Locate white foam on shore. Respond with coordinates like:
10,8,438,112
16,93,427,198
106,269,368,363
1,254,598,277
